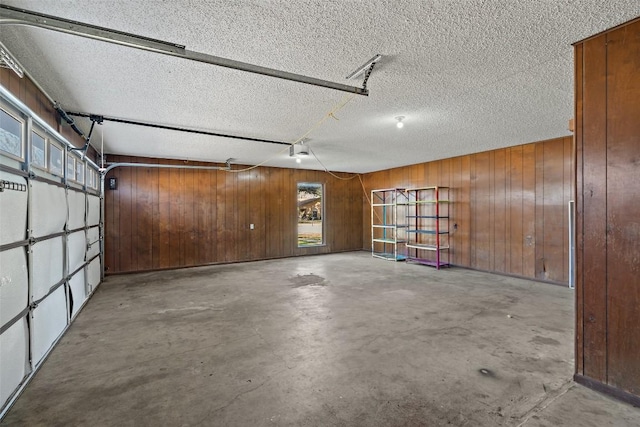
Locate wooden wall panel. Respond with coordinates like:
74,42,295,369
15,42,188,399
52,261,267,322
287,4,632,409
449,158,460,264
24,78,39,117
521,144,537,278
534,142,546,279
541,139,568,282
158,161,171,269
458,155,471,267
283,169,295,256
603,19,640,395
249,169,265,260
134,158,154,271
493,149,507,273
575,17,640,402
104,157,363,273
106,157,121,272
563,137,573,284
169,163,183,265
7,70,23,105
184,168,197,266
150,159,161,270
362,137,571,284
509,146,524,276
489,151,498,271
237,170,250,262
264,168,280,259
118,156,134,272
574,42,585,376
581,35,609,382
220,169,230,261
473,151,492,271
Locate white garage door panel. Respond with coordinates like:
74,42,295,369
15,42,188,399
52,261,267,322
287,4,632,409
68,190,85,231
0,247,28,326
87,258,100,294
31,286,67,366
31,237,64,302
0,317,29,409
68,231,86,274
0,171,28,246
86,227,100,260
87,195,100,226
31,181,66,238
69,270,85,318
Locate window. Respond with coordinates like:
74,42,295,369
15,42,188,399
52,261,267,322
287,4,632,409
89,169,100,190
91,170,100,190
0,108,23,159
75,160,85,184
67,155,75,181
49,142,64,177
31,131,47,169
297,183,323,247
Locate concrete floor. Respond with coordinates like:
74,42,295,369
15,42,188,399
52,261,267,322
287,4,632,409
3,252,639,426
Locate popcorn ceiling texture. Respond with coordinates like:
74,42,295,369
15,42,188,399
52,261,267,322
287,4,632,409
1,1,639,173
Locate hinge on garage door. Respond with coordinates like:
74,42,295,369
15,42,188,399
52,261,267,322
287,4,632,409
0,179,27,192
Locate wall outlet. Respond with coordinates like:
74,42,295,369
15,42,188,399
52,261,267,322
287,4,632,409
250,224,254,230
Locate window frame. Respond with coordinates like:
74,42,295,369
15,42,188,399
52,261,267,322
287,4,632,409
48,140,65,177
30,128,48,171
297,182,325,248
86,167,93,189
66,153,76,182
0,105,25,161
75,158,85,185
87,167,100,190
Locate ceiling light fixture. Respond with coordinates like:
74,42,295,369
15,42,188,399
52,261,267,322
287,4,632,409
290,138,310,159
345,54,382,80
396,116,405,129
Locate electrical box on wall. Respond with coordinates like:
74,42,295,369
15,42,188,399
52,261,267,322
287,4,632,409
108,177,117,190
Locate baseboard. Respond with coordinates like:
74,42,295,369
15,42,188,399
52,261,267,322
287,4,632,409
574,374,640,407
105,249,365,275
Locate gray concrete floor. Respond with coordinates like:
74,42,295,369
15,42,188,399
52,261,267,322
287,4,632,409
3,252,639,426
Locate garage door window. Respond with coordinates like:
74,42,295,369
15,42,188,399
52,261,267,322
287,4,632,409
0,108,23,160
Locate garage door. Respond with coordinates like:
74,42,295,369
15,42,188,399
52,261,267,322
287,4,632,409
0,93,103,415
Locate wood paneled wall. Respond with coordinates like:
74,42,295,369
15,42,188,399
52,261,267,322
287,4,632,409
0,68,91,152
362,136,573,284
574,18,640,403
104,156,363,273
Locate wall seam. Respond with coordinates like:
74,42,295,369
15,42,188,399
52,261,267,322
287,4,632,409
580,44,586,376
604,32,609,385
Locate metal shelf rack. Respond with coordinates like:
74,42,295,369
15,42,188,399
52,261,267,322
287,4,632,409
371,188,408,261
405,186,450,269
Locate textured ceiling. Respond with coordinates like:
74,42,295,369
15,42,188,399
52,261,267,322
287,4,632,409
1,1,639,173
